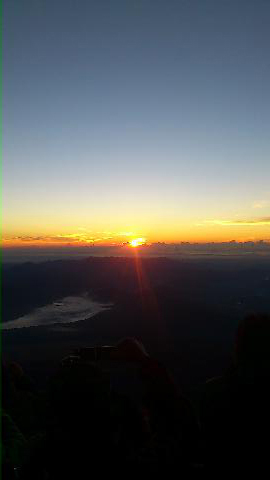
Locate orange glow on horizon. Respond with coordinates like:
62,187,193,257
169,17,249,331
2,221,270,248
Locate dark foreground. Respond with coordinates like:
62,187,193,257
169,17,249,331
2,256,270,476
3,317,270,477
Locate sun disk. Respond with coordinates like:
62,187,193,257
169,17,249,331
130,238,146,247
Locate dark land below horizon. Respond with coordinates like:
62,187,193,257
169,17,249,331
2,255,270,396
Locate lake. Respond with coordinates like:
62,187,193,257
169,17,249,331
2,294,112,330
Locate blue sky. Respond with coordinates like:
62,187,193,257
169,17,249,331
3,0,270,244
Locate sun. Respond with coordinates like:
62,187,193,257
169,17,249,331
129,237,146,248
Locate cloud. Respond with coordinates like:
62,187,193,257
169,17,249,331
252,200,268,209
2,230,140,245
117,231,135,236
56,233,99,243
5,236,46,242
2,234,102,244
205,217,270,227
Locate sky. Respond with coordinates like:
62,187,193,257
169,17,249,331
3,0,270,247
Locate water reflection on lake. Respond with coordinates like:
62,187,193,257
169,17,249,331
2,294,112,330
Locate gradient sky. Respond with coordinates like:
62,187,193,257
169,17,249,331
3,0,270,246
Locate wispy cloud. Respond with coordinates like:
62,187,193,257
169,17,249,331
252,200,268,209
117,231,135,236
204,217,270,227
3,235,109,244
55,233,99,243
2,230,141,245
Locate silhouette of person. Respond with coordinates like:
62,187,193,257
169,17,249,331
200,314,270,473
112,338,201,472
42,338,200,476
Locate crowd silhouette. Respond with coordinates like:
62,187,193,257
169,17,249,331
2,313,270,477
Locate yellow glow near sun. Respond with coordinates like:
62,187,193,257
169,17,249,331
129,238,146,247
